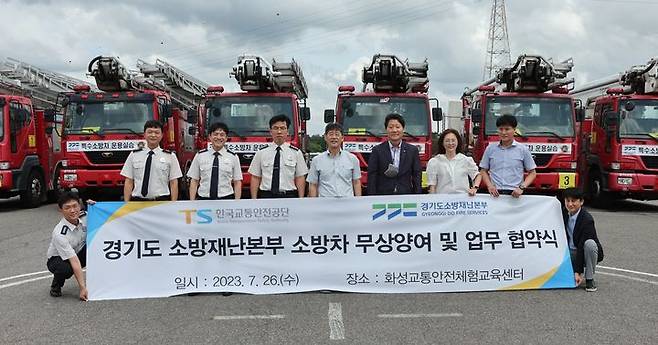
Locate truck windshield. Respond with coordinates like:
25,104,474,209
620,100,658,137
485,97,575,137
64,101,154,135
340,97,429,136
205,97,294,136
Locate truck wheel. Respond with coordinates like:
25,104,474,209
20,170,44,208
47,168,62,203
589,171,612,208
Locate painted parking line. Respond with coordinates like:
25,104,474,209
598,272,658,286
378,313,463,318
328,302,345,340
212,315,286,320
0,274,52,290
599,266,658,278
0,270,50,283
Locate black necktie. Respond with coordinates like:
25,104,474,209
141,151,154,197
209,151,220,199
271,147,281,193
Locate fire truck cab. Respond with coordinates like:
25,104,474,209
463,55,580,195
571,57,658,204
324,54,442,191
190,55,311,190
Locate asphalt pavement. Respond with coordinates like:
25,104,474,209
1,196,656,345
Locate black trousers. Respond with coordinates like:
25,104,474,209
197,194,235,200
258,190,298,199
47,246,86,288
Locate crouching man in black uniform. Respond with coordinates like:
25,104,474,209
46,192,91,300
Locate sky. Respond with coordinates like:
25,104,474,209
1,0,657,134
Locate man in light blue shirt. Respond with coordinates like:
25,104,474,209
479,115,537,197
307,123,362,197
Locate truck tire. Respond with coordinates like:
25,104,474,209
47,168,62,203
20,170,44,208
589,170,612,208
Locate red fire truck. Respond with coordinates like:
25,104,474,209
0,58,83,207
570,57,658,205
189,55,311,190
58,56,203,199
323,54,442,190
462,55,580,195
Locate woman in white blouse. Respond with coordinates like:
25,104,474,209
427,129,481,195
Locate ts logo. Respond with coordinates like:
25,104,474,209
372,203,417,221
180,209,213,224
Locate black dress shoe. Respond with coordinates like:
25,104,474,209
50,286,62,297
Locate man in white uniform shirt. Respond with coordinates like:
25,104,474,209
307,123,362,197
188,122,242,200
249,114,308,198
120,120,183,201
46,192,91,300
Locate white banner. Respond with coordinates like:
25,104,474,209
66,140,145,152
344,141,426,154
622,144,658,156
218,142,270,153
87,195,575,301
524,143,572,154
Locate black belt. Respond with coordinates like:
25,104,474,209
497,189,514,195
131,195,170,201
197,194,235,200
258,190,298,198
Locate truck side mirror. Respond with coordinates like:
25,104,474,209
302,107,311,121
472,108,482,123
44,108,56,122
432,107,443,122
575,108,585,122
624,101,635,112
324,109,335,123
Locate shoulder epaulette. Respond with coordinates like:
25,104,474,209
259,146,269,151
132,148,143,152
79,210,87,218
163,149,174,154
226,149,235,155
289,145,299,151
198,148,208,153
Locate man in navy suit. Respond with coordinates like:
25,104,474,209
367,113,422,195
563,188,604,292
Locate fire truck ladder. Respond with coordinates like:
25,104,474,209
230,55,309,100
571,57,658,100
361,54,429,93
137,58,209,110
0,57,93,108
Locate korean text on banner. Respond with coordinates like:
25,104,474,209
86,195,575,301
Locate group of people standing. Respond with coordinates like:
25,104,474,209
45,112,603,300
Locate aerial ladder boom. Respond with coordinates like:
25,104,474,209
361,54,429,93
0,57,93,108
571,57,658,103
230,55,309,100
137,58,209,110
464,55,574,96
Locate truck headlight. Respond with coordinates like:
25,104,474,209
0,161,9,170
63,173,77,181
